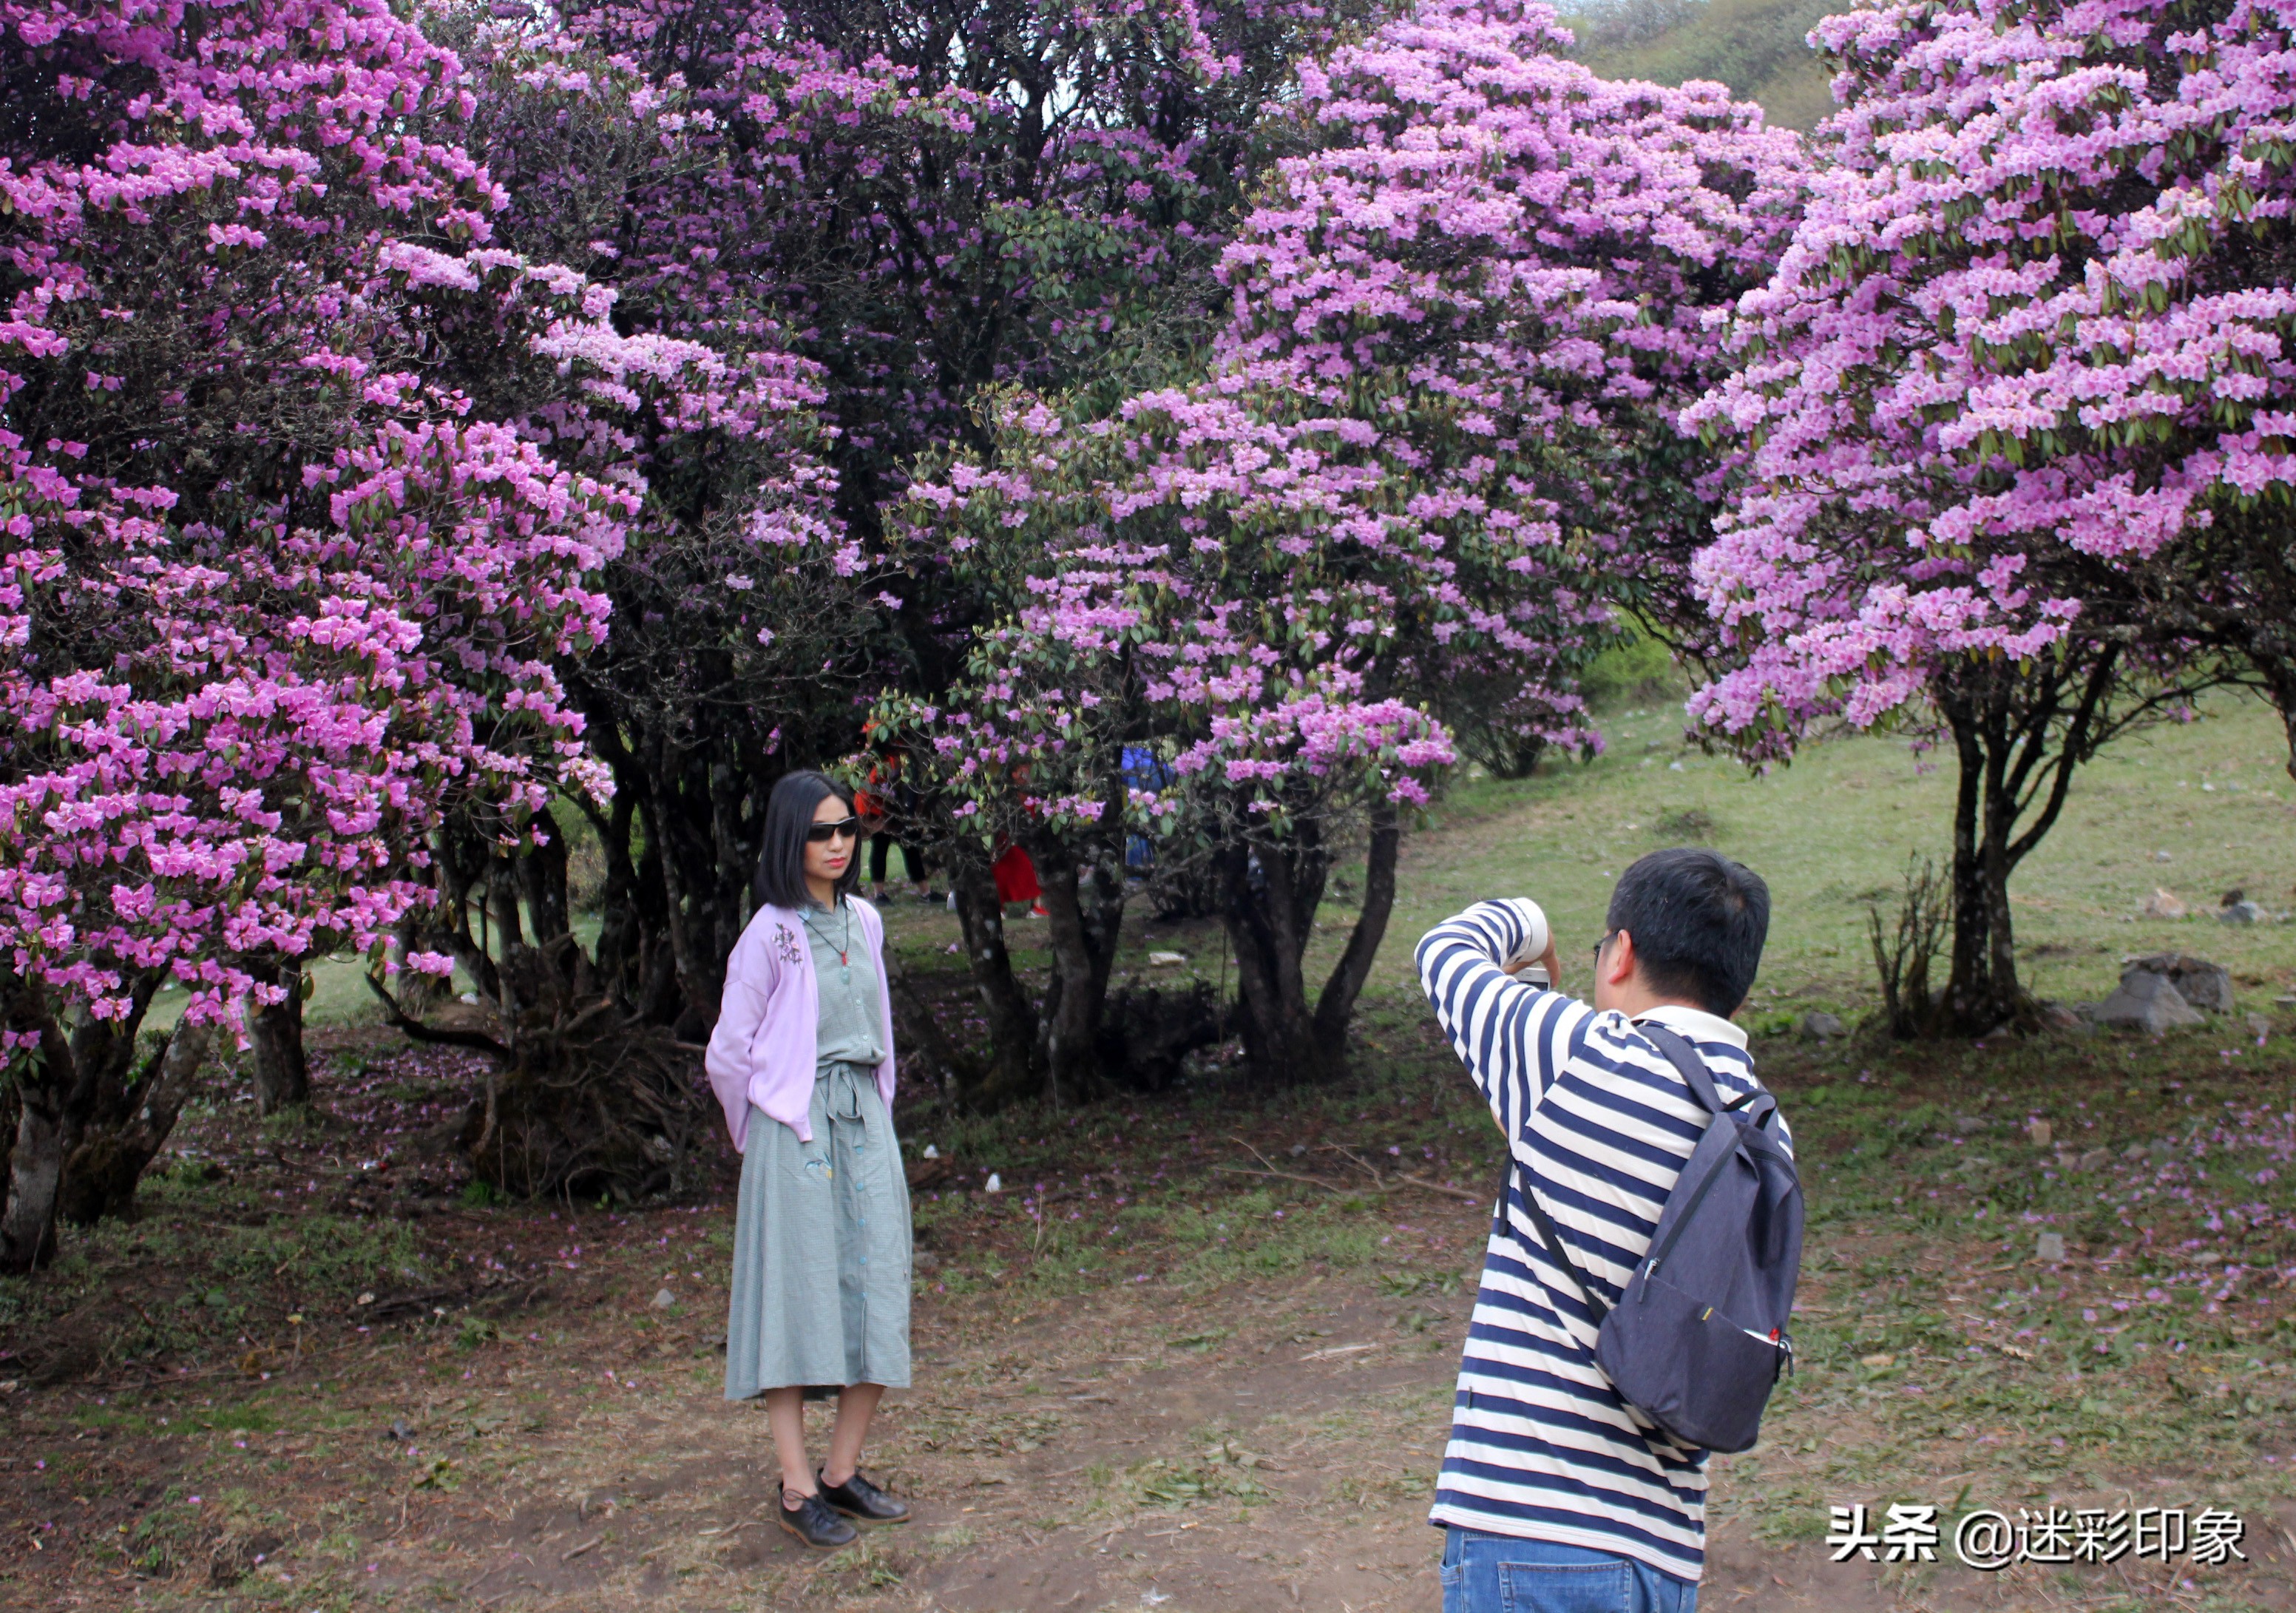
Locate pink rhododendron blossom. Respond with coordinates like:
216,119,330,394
1686,0,2296,752
886,0,1800,836
0,0,831,1057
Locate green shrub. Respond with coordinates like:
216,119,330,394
1568,0,1839,129
1577,635,1682,712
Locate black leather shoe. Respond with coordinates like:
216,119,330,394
777,1488,858,1549
817,1467,910,1523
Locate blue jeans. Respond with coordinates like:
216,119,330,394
1440,1526,1698,1613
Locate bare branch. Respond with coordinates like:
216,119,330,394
363,973,509,1059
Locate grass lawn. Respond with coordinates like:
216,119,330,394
1379,689,2296,1015
2,692,2294,1610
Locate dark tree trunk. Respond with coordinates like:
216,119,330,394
487,856,526,953
949,857,1044,1107
1,996,155,1272
1222,841,1313,1083
0,1079,16,1220
1935,649,2124,1036
646,760,702,1018
1310,799,1401,1064
708,757,752,970
1222,825,1332,1084
243,954,310,1115
1940,705,2004,1033
58,1024,213,1225
0,1024,78,1272
518,805,574,944
1220,803,1404,1083
1030,830,1125,1103
431,817,507,1007
484,853,532,1039
580,744,651,1005
580,774,684,1027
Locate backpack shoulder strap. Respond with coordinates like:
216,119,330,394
1519,1177,1611,1328
1517,1019,1766,1334
1519,1020,1710,1329
1642,1018,1794,1163
1638,1021,1737,1116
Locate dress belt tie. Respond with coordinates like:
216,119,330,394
818,1060,873,1123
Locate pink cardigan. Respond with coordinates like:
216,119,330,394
704,898,898,1151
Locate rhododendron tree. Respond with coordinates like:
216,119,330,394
294,37,881,1194
1199,0,1795,1081
484,0,1376,527
366,225,865,1051
868,530,1150,1108
0,0,558,1268
0,0,841,1265
887,0,1802,1087
884,392,1466,1090
427,0,1367,1078
1217,0,1805,738
1684,0,2286,1032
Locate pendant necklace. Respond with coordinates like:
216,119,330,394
805,901,852,973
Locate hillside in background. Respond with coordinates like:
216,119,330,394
1564,0,1840,129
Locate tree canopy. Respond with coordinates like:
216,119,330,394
7,0,2294,1268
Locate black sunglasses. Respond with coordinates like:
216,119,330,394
1591,930,1616,961
805,816,861,844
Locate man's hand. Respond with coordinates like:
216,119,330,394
1503,935,1563,989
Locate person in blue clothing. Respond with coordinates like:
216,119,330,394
1120,745,1171,875
1415,848,1780,1613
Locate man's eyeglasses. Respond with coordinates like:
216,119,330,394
1591,930,1616,961
805,816,861,844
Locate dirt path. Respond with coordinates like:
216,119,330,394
9,1010,2296,1611
299,1214,1489,1613
15,1168,2288,1612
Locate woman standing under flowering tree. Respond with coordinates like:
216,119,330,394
705,772,913,1548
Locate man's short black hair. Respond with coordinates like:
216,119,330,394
1605,848,1770,1017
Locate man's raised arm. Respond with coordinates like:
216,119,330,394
1416,899,1587,1141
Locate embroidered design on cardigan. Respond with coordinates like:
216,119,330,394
774,922,804,964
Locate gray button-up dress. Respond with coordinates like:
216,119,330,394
723,900,912,1399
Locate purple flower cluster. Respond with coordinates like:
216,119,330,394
1685,0,2296,749
881,0,1800,845
0,0,843,1042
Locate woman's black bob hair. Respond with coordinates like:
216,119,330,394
754,769,861,910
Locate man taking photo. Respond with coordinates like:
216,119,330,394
1416,848,1787,1613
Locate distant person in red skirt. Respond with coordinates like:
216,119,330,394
992,842,1046,918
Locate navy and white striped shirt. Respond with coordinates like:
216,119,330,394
1418,899,1790,1583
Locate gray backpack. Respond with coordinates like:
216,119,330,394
1520,1022,1803,1454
